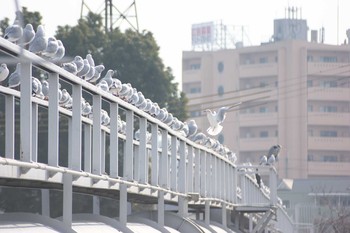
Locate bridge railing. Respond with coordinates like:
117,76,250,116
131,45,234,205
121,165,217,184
0,37,294,231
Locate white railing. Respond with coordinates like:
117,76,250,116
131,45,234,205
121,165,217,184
0,37,294,232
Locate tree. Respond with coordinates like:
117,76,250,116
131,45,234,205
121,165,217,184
0,7,42,35
55,12,188,121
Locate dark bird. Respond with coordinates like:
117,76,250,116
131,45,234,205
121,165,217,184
255,169,262,188
267,144,282,162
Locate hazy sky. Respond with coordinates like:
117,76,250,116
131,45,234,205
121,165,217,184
2,0,350,86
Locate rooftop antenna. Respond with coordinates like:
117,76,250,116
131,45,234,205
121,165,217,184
81,0,139,33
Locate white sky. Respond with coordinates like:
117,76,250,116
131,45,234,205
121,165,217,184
2,0,350,87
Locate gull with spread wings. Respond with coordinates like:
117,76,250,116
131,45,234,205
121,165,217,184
204,102,241,136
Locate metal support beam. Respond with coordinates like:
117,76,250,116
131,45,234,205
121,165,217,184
205,200,210,225
109,102,119,177
158,190,164,227
252,209,275,233
119,183,128,226
63,173,72,227
48,73,59,167
5,95,14,159
20,62,32,162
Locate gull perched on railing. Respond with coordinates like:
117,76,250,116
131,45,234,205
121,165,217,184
32,77,44,99
186,119,198,138
20,24,35,47
267,144,282,162
42,36,58,59
204,102,241,136
4,18,23,43
51,40,65,62
8,63,21,88
41,80,49,100
76,59,90,78
99,69,114,88
0,64,9,84
29,25,47,55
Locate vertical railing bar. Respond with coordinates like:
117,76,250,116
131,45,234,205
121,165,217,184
206,153,211,197
101,130,106,174
109,102,119,177
71,83,82,171
31,103,38,162
160,129,168,187
178,140,186,193
48,73,59,167
20,61,32,162
200,150,206,197
92,94,102,175
187,145,193,193
124,109,134,180
194,148,200,193
233,167,237,203
138,117,147,183
151,123,158,186
83,124,92,173
170,135,177,191
5,95,15,159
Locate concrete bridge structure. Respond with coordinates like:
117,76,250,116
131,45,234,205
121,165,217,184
0,31,294,233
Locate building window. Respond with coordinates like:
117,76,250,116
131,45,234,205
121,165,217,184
307,80,313,87
308,105,313,112
259,107,268,113
259,57,268,64
190,87,201,94
190,63,201,70
320,56,337,63
217,85,224,96
320,106,337,112
259,82,268,88
320,80,337,88
217,61,224,73
189,110,201,117
320,131,337,137
260,131,268,138
307,55,313,62
308,154,314,161
323,155,338,162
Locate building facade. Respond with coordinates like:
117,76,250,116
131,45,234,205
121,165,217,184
182,18,350,179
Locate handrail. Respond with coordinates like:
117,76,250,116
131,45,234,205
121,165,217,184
0,34,294,231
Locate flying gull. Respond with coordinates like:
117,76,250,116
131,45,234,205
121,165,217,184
204,102,241,136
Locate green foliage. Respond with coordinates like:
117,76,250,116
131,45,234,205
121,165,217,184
0,18,9,36
55,12,188,120
21,7,42,30
0,7,42,36
1,8,188,120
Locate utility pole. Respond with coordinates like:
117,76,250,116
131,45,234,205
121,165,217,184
81,0,139,33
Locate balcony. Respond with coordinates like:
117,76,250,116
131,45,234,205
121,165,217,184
239,112,278,127
308,112,350,126
239,137,278,152
308,137,350,151
308,87,350,101
307,62,350,76
239,63,278,78
308,161,350,176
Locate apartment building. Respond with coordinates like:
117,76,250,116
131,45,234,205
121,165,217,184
182,17,350,179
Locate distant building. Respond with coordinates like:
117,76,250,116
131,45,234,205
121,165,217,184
182,14,350,179
278,178,350,232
